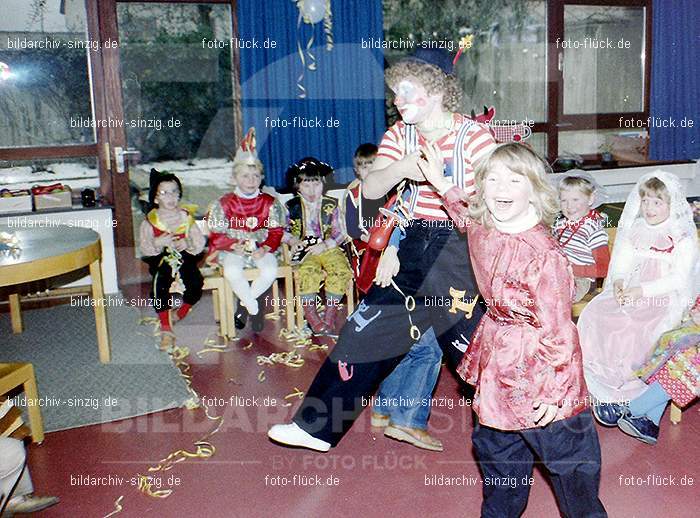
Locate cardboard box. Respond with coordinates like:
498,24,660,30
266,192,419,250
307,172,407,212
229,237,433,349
0,190,32,214
34,187,72,211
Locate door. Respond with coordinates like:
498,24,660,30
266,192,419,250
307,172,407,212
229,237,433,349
99,0,242,287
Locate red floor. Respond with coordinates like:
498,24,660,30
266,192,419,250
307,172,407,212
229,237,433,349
22,294,700,517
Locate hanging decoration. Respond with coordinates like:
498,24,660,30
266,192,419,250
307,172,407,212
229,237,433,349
293,0,334,98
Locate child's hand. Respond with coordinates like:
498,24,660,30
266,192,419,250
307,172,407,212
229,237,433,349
251,247,266,260
533,401,558,427
205,251,219,266
613,279,625,304
155,233,175,249
691,307,700,326
173,238,187,252
375,245,400,287
621,287,643,305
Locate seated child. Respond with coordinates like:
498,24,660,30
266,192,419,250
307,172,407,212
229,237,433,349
139,169,205,350
422,142,606,516
553,172,611,301
284,157,352,334
206,128,284,332
577,171,699,426
616,295,700,444
342,143,384,247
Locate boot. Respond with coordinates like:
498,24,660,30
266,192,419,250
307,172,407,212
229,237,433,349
251,298,265,332
234,302,249,330
322,301,339,333
303,304,327,334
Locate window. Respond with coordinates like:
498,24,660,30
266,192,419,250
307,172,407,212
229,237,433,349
0,0,100,192
383,0,651,164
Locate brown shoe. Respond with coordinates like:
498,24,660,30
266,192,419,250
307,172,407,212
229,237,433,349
370,412,390,428
384,424,443,451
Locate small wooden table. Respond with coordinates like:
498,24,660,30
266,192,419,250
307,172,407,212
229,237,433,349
0,224,111,363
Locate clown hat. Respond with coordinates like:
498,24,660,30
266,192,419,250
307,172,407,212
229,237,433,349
233,127,260,166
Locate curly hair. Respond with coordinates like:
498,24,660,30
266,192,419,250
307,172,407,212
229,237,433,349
385,60,462,112
469,143,559,227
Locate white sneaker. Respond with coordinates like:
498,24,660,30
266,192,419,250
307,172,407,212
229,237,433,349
268,423,331,452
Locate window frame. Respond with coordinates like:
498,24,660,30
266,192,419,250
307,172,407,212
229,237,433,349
545,0,652,162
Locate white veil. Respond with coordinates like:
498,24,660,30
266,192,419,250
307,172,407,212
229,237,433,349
606,169,699,309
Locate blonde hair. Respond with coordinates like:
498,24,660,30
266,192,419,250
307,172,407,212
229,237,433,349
232,161,263,178
469,143,559,227
560,176,595,197
639,176,671,204
385,60,462,112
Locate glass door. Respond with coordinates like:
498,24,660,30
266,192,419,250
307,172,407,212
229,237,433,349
101,0,241,286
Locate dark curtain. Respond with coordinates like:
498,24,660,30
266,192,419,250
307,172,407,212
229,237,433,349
649,0,700,160
237,0,386,188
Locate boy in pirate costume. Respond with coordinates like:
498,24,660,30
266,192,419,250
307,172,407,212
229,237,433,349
269,49,497,452
284,157,353,334
140,169,206,350
206,128,285,332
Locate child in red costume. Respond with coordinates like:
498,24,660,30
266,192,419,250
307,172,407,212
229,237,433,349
206,129,285,332
423,142,606,517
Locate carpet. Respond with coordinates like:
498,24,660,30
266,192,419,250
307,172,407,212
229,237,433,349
0,302,192,433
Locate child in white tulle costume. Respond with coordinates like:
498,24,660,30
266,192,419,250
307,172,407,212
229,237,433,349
577,170,699,426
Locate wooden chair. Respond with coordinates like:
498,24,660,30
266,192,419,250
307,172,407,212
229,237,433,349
0,363,44,443
201,267,234,338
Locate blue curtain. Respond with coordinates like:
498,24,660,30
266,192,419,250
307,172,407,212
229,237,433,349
237,0,385,188
649,0,700,160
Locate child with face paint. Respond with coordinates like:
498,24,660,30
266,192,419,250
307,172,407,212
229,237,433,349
140,169,205,350
423,142,607,517
577,171,699,427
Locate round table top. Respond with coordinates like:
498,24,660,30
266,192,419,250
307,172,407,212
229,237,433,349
0,224,100,267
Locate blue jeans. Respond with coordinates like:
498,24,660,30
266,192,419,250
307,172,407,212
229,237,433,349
373,327,442,429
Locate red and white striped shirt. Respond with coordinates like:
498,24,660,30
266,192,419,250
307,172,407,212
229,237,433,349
377,114,496,220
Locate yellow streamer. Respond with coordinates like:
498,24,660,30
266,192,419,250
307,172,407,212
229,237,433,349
103,495,124,517
256,351,305,368
284,387,305,400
